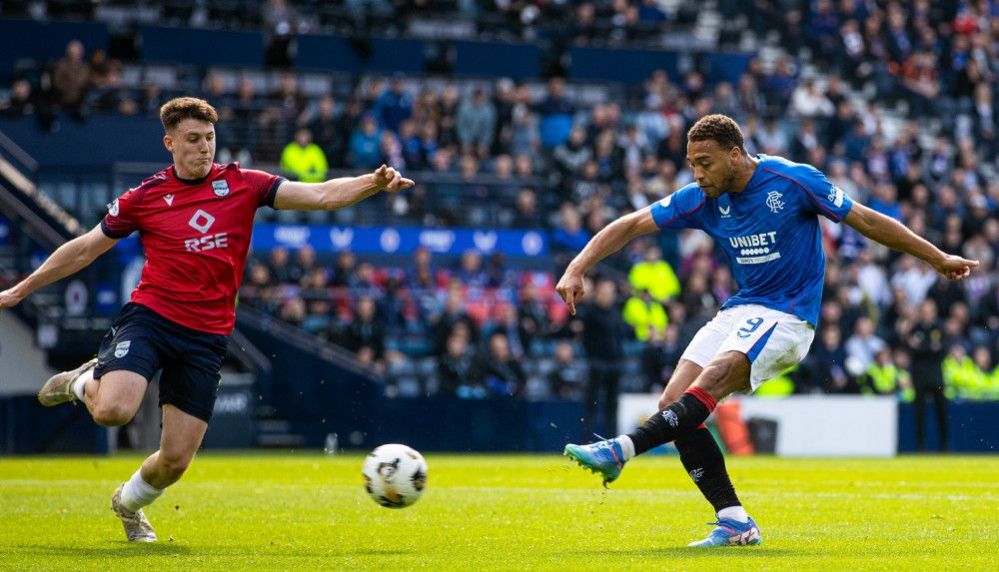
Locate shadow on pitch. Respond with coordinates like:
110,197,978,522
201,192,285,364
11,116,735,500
18,543,195,558
566,547,808,558
18,544,414,559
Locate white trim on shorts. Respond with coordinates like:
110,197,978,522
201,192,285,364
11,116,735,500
679,304,815,391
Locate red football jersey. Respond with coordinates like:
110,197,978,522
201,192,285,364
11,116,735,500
102,163,285,335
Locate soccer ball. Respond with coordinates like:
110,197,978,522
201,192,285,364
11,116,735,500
362,444,427,508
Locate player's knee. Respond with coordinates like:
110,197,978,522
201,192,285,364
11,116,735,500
91,403,133,427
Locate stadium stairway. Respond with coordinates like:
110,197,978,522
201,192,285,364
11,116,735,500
0,128,90,359
236,305,383,450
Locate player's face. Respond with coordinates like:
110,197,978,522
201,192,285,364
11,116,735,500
686,139,739,198
164,119,216,180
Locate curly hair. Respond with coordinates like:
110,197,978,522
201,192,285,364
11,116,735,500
159,97,218,131
687,114,746,153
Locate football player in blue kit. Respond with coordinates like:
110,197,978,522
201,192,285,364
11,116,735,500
557,114,978,547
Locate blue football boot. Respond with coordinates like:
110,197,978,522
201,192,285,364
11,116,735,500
563,439,626,486
688,517,762,547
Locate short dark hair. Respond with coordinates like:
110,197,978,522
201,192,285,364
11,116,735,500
687,114,745,153
159,97,218,131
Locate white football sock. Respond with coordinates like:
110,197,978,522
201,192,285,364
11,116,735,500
615,435,635,461
120,470,164,513
71,367,93,401
717,505,749,523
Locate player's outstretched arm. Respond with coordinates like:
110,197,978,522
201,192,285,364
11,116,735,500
273,164,415,211
843,202,979,280
0,224,120,314
556,207,659,315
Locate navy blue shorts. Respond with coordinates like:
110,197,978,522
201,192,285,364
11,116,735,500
93,303,229,423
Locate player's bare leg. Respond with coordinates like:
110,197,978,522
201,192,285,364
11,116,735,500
112,404,208,542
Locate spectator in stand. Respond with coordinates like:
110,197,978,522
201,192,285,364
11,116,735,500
548,341,586,399
230,79,262,162
294,246,318,286
87,48,113,89
349,113,382,168
351,261,383,299
579,278,626,439
438,85,461,147
845,316,886,376
456,88,497,159
53,40,90,120
791,78,836,118
489,304,527,360
623,287,668,342
907,299,949,451
516,281,551,353
279,296,307,328
485,252,516,289
553,125,592,187
438,330,483,398
341,296,386,371
398,119,424,170
480,331,527,398
302,298,332,338
86,68,137,116
280,127,329,183
267,247,294,284
629,243,681,303
801,323,853,393
539,77,575,148
901,50,941,119
456,250,489,289
331,251,358,288
379,130,404,169
240,263,276,313
406,246,436,290
432,281,478,352
374,75,413,134
1,79,38,117
552,206,592,255
512,188,544,228
638,323,676,393
305,95,339,159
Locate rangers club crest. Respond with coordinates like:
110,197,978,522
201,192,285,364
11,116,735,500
211,180,230,197
766,191,785,214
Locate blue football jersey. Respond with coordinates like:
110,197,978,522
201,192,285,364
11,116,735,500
649,154,854,327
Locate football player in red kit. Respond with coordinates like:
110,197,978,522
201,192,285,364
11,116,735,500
0,97,414,542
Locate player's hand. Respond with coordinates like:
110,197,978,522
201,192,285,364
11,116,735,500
372,164,415,193
0,288,23,315
556,272,585,316
933,254,979,280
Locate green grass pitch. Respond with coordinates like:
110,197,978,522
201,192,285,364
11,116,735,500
2,453,997,570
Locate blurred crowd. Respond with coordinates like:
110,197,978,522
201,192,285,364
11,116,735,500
3,0,999,404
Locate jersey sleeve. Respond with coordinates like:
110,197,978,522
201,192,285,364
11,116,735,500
649,185,706,231
100,188,141,238
241,168,287,209
795,165,854,223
